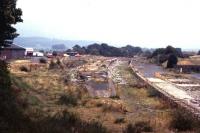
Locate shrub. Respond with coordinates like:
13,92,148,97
96,102,103,107
56,58,61,65
147,88,160,97
170,109,194,131
0,60,32,133
130,82,147,89
39,58,47,64
49,60,57,69
123,121,153,133
20,66,29,72
36,110,107,133
198,50,200,55
110,95,120,99
58,94,78,106
52,51,57,56
0,60,11,89
114,117,125,124
82,120,107,133
167,54,178,68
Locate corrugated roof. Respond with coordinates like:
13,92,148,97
177,59,200,66
3,44,25,50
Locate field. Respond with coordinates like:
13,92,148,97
9,56,200,133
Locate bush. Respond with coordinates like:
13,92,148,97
35,110,107,133
0,60,11,89
114,117,125,124
198,50,200,55
82,120,107,133
110,95,120,99
20,66,29,72
170,109,194,131
147,88,160,97
167,54,178,68
39,58,47,64
63,77,70,85
130,82,147,89
58,94,78,106
49,60,57,69
56,58,61,65
0,60,32,133
96,102,103,107
123,121,153,133
52,51,57,56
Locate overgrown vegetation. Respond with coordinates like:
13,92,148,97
0,60,30,132
170,109,199,131
123,121,153,133
34,110,108,133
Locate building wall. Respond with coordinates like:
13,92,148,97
0,49,25,60
177,65,200,73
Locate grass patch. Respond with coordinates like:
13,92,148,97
28,96,40,105
11,75,31,90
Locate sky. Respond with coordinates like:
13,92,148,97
16,0,200,49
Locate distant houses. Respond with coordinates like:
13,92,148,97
0,43,82,60
25,48,34,56
0,44,25,60
176,57,200,73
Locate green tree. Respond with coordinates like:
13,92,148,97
198,50,200,55
167,54,178,68
0,0,23,47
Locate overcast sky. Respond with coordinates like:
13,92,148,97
16,0,200,49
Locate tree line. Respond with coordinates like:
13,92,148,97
71,43,143,57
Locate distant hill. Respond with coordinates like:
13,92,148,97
14,37,99,50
